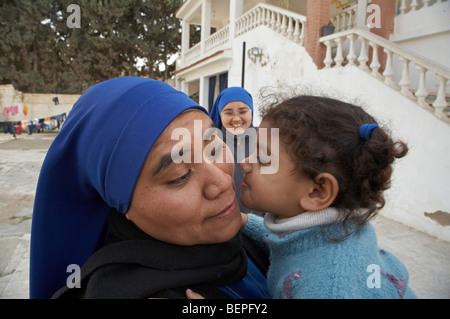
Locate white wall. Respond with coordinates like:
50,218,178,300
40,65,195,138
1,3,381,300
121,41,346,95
228,25,316,126
392,1,450,70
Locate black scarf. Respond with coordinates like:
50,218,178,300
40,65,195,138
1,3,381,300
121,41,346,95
52,210,248,299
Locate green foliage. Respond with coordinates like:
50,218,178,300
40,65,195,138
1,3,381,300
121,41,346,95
0,0,183,93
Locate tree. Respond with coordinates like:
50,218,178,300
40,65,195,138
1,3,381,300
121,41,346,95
133,0,183,80
0,0,183,93
0,0,61,93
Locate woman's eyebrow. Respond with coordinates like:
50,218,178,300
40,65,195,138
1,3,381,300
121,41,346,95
222,106,248,112
153,154,173,176
153,123,217,176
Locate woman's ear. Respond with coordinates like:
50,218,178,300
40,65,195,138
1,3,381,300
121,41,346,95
300,173,339,212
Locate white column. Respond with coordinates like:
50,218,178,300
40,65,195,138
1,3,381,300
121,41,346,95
181,19,190,65
201,0,212,56
229,0,244,45
199,76,209,109
356,0,369,30
181,80,189,96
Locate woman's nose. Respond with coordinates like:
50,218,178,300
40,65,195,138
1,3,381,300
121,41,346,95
203,162,234,200
232,114,241,121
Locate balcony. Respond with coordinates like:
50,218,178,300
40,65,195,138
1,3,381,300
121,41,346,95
177,1,306,70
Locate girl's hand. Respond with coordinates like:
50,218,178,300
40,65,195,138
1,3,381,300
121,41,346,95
241,212,248,227
186,289,205,299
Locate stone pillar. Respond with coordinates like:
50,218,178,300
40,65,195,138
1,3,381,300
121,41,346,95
181,19,190,65
199,76,209,108
181,80,189,96
369,0,396,71
201,0,212,56
369,0,396,39
305,0,331,69
356,0,369,30
229,0,244,49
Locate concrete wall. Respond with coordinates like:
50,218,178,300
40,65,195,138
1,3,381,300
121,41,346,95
0,84,79,122
22,93,79,120
392,1,450,70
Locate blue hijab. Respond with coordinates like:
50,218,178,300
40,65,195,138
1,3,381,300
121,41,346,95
209,87,253,130
30,77,206,299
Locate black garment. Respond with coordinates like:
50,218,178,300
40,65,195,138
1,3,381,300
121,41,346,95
52,210,268,299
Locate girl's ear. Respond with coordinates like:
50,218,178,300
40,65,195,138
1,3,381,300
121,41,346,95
300,173,339,212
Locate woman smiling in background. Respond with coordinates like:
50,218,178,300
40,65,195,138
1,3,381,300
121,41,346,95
209,87,264,217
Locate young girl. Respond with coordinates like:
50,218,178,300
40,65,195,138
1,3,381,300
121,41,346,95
240,95,417,299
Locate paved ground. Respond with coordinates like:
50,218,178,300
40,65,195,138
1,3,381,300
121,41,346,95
0,132,449,299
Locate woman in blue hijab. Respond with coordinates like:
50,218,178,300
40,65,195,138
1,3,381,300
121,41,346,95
209,87,264,216
30,77,269,299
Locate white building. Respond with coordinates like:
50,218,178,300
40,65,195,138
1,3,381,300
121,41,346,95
174,0,450,242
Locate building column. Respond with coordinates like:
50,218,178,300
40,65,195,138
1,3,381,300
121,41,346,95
180,80,189,96
181,19,190,65
305,0,331,69
201,0,212,56
229,0,244,47
356,0,369,30
369,0,396,40
199,77,209,109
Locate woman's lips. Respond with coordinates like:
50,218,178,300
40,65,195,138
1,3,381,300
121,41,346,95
209,199,238,220
241,180,249,190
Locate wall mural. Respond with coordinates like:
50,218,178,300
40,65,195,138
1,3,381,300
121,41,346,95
2,106,19,116
331,0,357,9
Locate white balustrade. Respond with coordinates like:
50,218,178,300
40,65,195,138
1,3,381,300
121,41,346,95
182,3,305,68
235,3,306,45
330,4,358,32
184,42,201,66
204,25,229,53
398,0,447,15
320,29,450,120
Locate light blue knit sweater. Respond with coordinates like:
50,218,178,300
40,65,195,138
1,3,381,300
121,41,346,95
243,212,417,299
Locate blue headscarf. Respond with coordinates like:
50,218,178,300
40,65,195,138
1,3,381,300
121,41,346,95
30,77,206,299
209,87,253,130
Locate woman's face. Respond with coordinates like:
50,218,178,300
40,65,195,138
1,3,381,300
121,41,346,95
220,101,252,135
125,110,242,246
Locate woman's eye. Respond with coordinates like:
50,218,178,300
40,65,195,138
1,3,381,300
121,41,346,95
168,170,192,185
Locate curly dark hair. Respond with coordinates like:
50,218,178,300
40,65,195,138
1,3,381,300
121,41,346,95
261,95,408,239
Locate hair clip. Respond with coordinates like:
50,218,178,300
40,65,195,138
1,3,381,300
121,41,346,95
359,124,379,141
